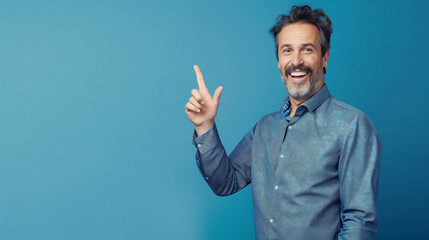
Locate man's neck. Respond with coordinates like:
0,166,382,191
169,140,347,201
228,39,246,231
289,83,324,118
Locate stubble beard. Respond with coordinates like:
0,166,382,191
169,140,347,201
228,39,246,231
281,63,324,101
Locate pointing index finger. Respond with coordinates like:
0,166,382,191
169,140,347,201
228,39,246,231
194,65,208,92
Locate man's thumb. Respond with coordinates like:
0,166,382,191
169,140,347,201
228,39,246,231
213,86,223,102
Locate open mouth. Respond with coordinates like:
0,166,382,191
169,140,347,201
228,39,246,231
288,70,309,82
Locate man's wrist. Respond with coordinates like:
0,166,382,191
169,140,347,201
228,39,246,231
195,120,215,136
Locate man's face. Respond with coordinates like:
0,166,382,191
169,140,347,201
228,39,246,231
277,23,329,101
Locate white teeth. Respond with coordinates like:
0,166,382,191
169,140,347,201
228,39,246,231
290,72,307,77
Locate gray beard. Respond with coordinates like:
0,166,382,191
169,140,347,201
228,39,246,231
281,71,323,101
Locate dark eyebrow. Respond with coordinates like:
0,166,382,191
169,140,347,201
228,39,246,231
279,43,316,49
302,43,316,48
279,44,291,49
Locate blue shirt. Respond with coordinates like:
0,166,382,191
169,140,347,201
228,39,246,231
192,85,382,240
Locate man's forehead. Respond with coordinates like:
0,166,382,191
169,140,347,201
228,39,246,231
278,23,320,46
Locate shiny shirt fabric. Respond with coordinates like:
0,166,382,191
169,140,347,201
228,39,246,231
192,85,382,240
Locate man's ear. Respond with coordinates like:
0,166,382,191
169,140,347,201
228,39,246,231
322,50,330,68
278,62,281,69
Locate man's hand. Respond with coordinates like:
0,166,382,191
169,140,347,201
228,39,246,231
185,65,223,136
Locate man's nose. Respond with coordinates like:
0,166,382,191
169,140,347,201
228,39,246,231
291,52,304,66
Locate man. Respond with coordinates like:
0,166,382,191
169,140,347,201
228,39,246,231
185,5,381,240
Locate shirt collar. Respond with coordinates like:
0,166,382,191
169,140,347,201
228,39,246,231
280,84,331,117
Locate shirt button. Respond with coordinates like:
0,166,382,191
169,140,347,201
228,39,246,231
289,125,293,129
197,144,202,148
205,177,209,180
269,219,274,223
280,154,284,158
274,185,278,190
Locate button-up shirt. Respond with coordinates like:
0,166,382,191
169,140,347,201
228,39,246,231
192,85,382,240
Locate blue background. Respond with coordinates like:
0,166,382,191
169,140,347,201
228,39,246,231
1,0,428,239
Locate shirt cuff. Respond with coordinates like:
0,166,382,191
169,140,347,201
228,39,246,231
191,123,221,155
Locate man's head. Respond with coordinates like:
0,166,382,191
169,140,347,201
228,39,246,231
269,5,333,101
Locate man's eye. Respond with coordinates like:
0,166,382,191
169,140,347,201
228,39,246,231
282,49,291,53
304,48,313,52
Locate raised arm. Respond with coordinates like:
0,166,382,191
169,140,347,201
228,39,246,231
186,65,252,196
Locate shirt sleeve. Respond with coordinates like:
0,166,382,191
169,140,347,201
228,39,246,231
191,123,255,196
337,112,382,240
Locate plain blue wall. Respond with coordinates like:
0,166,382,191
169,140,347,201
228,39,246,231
1,0,428,239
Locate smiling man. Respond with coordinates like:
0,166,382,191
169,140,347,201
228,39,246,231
185,5,381,240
